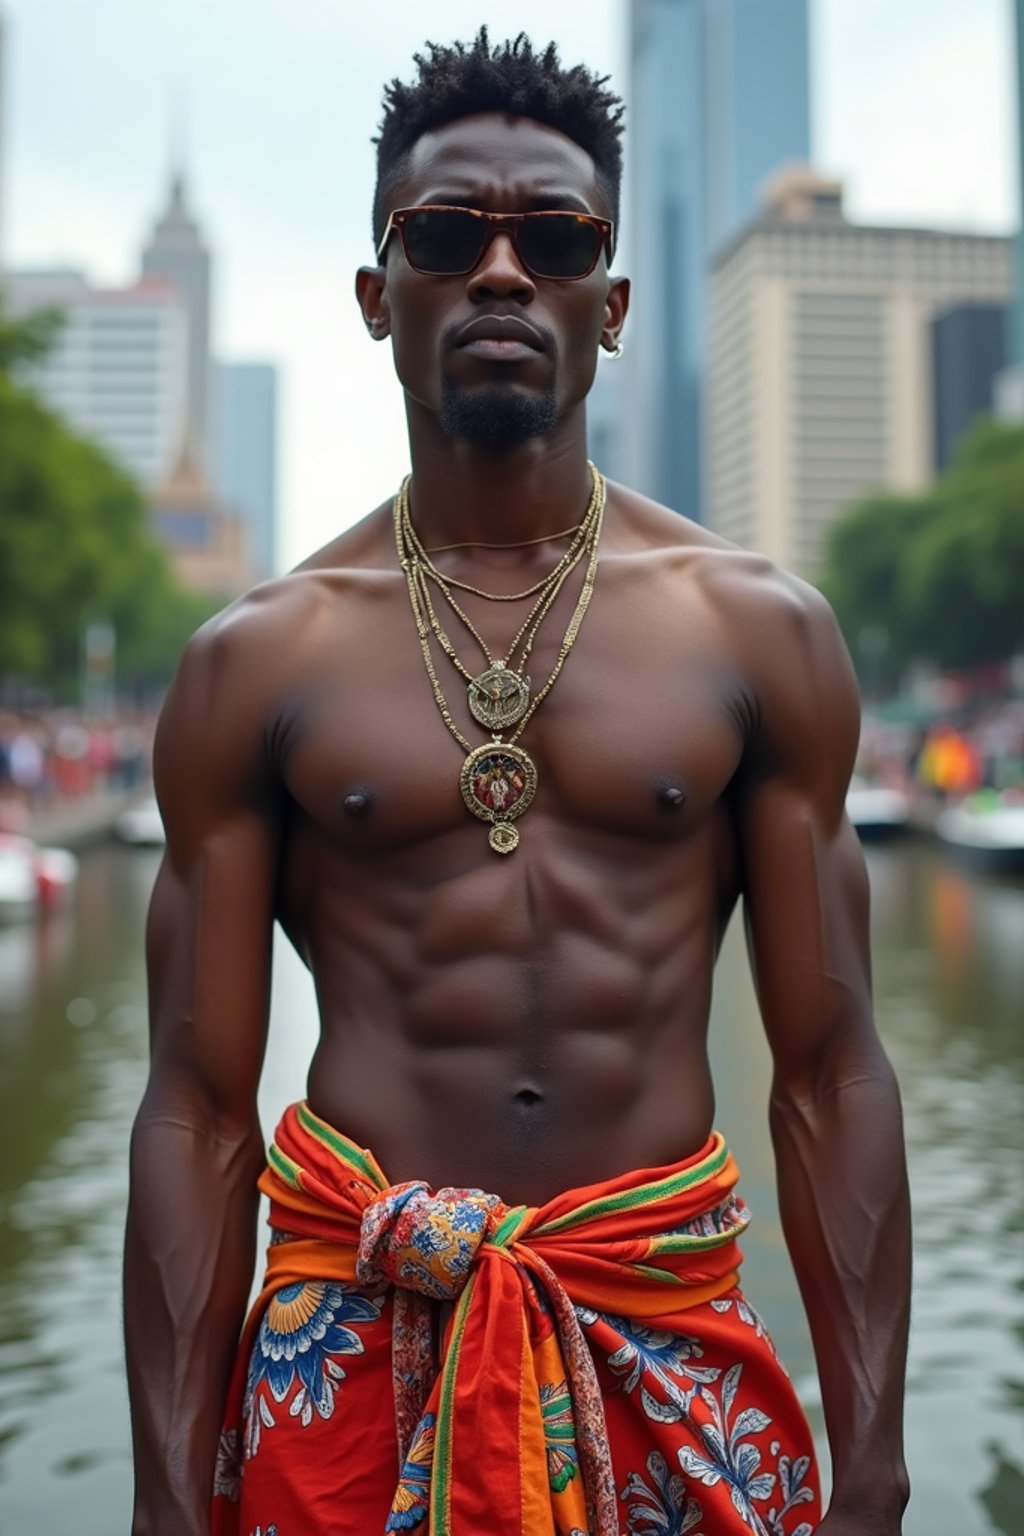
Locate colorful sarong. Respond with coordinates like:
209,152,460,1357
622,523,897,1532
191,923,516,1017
212,1101,820,1536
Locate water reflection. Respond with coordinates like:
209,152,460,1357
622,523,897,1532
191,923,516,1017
0,842,1020,1533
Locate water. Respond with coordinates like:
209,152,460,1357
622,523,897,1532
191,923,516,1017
0,840,1021,1533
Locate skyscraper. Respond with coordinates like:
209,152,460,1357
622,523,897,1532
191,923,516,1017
624,0,810,519
214,362,279,580
141,173,213,471
5,267,189,487
706,170,1012,575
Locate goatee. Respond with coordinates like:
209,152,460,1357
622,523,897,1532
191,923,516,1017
438,381,559,451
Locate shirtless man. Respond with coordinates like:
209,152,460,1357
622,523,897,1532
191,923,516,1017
125,32,911,1536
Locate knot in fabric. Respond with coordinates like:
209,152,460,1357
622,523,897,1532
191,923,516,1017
355,1181,506,1300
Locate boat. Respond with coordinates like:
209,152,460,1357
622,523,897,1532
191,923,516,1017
0,833,79,921
846,778,911,842
935,799,1024,875
115,796,165,847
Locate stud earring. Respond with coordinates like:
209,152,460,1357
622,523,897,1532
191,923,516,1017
603,340,624,360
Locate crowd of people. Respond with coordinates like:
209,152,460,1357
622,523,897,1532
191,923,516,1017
858,697,1024,801
0,707,156,832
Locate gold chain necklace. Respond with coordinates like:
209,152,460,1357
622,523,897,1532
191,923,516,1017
395,469,606,854
398,463,602,733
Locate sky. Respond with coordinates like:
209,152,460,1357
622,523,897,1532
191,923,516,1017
1,0,1019,569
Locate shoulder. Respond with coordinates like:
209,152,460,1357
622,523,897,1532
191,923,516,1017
610,479,859,765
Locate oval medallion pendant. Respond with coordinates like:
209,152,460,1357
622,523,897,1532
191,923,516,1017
467,662,531,731
460,743,537,854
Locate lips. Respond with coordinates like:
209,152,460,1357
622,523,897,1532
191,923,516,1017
454,313,546,351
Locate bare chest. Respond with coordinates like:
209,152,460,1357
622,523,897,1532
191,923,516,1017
271,572,752,854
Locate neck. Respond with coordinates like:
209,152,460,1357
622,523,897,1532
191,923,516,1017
403,399,594,548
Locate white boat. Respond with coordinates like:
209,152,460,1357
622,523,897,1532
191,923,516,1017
935,802,1024,875
846,779,911,841
115,797,165,847
0,834,78,921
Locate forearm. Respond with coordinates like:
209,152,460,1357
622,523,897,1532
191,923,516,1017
770,1052,911,1524
124,1105,265,1536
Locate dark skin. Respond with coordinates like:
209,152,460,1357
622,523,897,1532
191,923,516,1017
125,114,911,1535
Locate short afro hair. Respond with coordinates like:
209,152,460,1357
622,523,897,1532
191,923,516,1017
373,29,624,250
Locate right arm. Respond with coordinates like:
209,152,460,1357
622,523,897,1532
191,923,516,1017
124,618,281,1536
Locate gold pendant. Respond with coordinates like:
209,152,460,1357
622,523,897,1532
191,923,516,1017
467,661,531,731
460,741,537,855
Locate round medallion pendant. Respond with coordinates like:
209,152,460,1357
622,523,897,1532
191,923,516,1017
460,743,537,835
467,663,531,731
488,823,520,855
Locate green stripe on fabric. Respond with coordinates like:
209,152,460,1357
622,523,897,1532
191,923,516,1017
296,1101,383,1187
490,1206,529,1248
268,1144,302,1188
652,1229,743,1255
535,1138,730,1235
431,1273,476,1536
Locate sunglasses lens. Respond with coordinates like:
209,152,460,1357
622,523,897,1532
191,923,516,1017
402,210,485,273
519,215,602,277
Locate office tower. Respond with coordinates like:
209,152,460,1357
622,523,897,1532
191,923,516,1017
932,304,1007,471
625,0,810,519
141,173,213,471
996,0,1024,418
4,267,189,487
214,362,278,580
0,7,7,267
706,168,1013,576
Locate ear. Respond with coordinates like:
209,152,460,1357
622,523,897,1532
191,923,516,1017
600,275,630,353
355,265,390,341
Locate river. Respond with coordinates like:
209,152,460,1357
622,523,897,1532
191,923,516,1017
0,839,1021,1533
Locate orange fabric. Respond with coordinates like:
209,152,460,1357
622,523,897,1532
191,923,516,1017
212,1102,821,1536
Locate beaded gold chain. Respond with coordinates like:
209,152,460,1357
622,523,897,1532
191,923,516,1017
394,468,606,854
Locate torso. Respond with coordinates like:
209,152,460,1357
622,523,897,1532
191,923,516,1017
234,485,784,1203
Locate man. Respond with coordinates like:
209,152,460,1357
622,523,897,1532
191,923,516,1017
125,31,911,1536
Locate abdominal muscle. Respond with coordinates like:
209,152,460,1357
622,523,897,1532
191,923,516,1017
299,872,722,1207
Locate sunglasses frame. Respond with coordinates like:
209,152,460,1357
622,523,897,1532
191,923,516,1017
377,205,615,280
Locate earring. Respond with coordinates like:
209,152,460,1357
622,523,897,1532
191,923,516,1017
603,340,624,360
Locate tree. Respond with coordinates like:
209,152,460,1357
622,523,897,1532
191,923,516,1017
0,289,221,696
821,418,1024,685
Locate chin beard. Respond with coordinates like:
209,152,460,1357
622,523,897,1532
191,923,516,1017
438,381,558,451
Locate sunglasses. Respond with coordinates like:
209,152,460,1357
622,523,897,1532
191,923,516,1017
377,205,614,281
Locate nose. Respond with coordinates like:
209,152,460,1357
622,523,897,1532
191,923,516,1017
467,231,536,304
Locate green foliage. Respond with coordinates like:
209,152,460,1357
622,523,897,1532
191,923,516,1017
821,418,1024,684
0,293,222,696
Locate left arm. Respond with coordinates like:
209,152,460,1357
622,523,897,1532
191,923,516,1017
737,580,911,1533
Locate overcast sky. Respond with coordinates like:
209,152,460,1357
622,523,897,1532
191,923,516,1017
1,0,1019,568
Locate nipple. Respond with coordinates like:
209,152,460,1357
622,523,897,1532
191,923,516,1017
342,788,372,818
657,783,686,812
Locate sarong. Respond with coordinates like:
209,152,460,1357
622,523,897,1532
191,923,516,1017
212,1101,820,1536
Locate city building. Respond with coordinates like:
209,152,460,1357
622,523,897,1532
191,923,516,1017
932,303,1007,471
213,361,278,580
995,0,1024,420
706,168,1013,577
0,7,8,267
150,440,254,596
141,173,213,472
624,0,810,519
4,267,189,487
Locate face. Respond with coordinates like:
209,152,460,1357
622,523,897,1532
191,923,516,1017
357,113,629,450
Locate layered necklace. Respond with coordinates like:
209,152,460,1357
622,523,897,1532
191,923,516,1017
395,463,605,854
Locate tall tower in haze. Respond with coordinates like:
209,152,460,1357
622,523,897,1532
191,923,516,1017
141,173,213,470
1012,0,1024,369
624,0,810,519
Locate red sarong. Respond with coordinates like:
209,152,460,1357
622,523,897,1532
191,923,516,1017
212,1101,820,1536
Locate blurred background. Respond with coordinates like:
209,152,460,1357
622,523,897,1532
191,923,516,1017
0,2,1021,1532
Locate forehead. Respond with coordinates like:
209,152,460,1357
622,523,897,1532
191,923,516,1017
396,113,606,215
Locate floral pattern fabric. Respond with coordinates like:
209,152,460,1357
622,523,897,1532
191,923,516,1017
211,1102,820,1536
